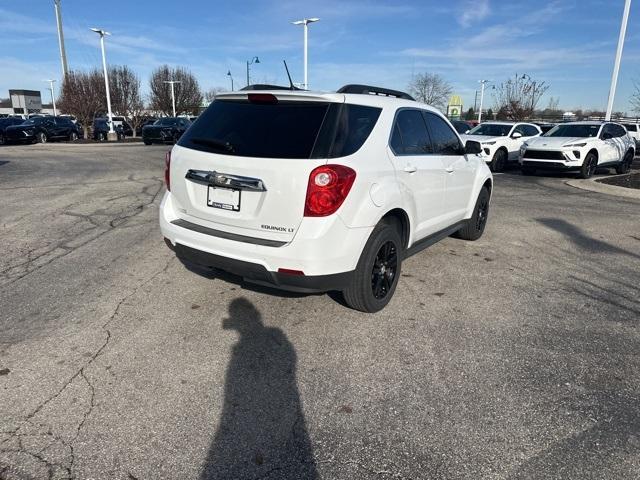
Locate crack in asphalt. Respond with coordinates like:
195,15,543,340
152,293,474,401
0,179,163,289
0,253,174,479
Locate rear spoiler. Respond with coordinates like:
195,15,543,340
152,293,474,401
214,91,345,103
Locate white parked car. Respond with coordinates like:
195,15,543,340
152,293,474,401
519,121,635,178
159,84,493,312
461,121,542,172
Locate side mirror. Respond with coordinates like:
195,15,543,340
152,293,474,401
511,132,522,139
465,140,482,155
602,132,613,140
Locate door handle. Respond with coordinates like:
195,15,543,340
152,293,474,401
445,166,454,173
403,165,417,173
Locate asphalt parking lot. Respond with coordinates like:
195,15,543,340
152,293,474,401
1,143,639,480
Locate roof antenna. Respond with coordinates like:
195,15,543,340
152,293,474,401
283,60,296,90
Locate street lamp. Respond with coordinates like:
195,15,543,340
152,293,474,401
227,70,234,91
246,56,260,87
90,27,115,140
477,79,491,123
44,79,57,116
291,17,320,90
606,0,632,121
163,80,181,117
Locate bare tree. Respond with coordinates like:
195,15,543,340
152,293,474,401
58,69,105,138
493,73,549,121
631,80,640,115
408,73,453,110
203,87,228,104
109,65,145,136
149,65,203,116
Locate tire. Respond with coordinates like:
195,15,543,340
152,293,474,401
615,150,634,175
579,152,598,179
144,140,152,145
342,219,403,313
68,132,78,142
456,186,490,241
37,132,47,144
522,167,536,176
490,149,507,173
0,134,4,145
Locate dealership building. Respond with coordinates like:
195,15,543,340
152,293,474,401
0,90,55,116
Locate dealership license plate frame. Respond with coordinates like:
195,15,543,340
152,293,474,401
207,185,241,212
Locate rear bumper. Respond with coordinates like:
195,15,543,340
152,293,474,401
159,191,371,290
170,241,352,293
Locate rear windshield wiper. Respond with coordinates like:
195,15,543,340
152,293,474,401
190,137,235,153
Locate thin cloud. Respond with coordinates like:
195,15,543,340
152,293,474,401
459,0,490,28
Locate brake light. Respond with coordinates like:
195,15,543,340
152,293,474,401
248,93,278,104
164,150,171,191
304,164,356,217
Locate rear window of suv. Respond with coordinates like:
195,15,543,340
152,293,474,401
179,99,381,159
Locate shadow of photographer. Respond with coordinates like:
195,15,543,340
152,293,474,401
200,297,318,479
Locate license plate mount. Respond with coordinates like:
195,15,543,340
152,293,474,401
207,186,241,212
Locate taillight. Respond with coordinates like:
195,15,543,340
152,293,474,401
304,164,356,217
164,150,171,191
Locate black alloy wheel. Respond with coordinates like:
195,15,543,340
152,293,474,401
580,153,597,179
371,241,398,300
476,194,489,232
616,151,634,175
491,149,507,172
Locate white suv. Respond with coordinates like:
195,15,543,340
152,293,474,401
159,84,493,312
461,121,542,172
462,122,542,172
519,121,635,178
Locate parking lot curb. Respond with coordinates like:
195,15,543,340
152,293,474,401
565,174,640,200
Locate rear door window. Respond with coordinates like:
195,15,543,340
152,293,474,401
612,124,627,137
522,124,540,136
423,112,463,155
390,109,432,155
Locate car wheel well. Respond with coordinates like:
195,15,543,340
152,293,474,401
482,178,492,197
587,149,598,160
381,208,410,250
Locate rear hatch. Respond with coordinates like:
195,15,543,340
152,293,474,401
170,91,344,243
170,91,383,244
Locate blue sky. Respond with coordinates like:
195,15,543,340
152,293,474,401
1,0,639,113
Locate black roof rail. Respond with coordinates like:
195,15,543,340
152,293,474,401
240,84,303,91
337,84,415,101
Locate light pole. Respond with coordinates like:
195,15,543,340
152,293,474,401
291,17,320,90
163,80,181,117
90,28,116,140
246,57,260,87
227,70,234,91
477,79,491,123
606,0,631,121
53,0,69,78
44,79,57,116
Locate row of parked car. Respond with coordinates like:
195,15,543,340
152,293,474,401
0,115,198,145
449,119,637,178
